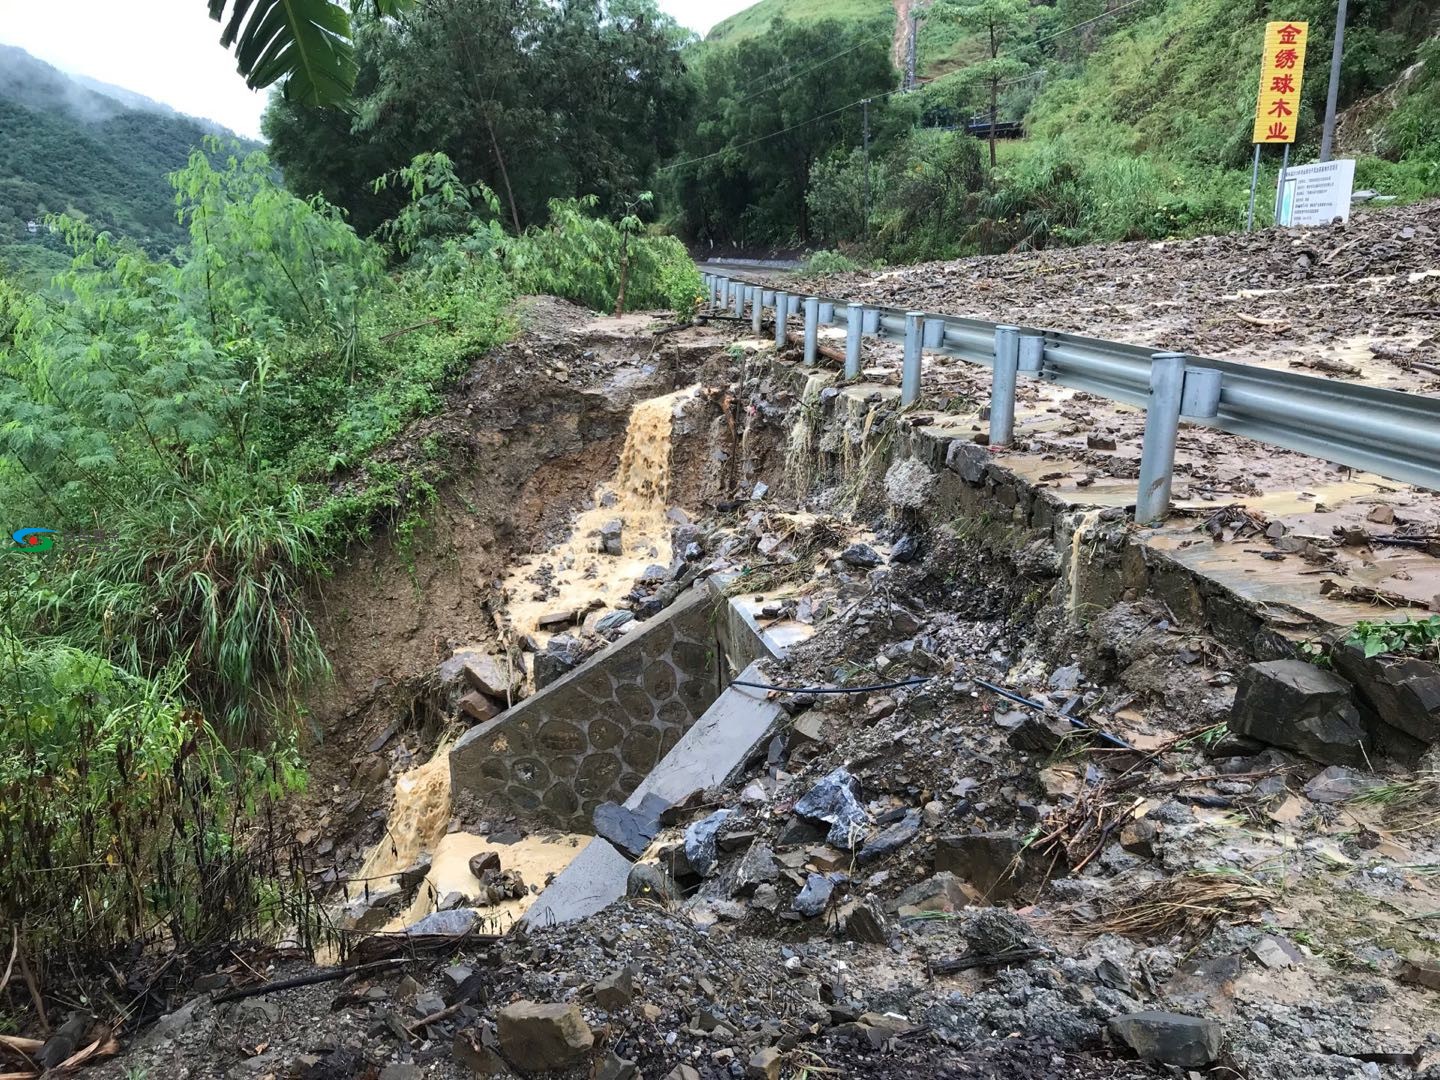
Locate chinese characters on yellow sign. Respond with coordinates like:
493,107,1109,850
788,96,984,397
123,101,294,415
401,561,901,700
1253,21,1308,144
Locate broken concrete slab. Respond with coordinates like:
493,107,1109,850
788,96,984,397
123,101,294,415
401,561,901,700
624,661,785,811
522,838,631,927
1228,659,1371,766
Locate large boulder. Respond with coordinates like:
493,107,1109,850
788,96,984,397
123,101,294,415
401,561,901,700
593,793,667,860
497,1001,593,1072
1228,659,1371,766
439,648,521,700
793,768,870,850
1330,643,1440,745
1109,1011,1222,1067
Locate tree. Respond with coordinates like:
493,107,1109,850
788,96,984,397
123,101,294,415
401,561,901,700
263,0,694,234
207,0,411,106
934,0,1029,166
670,18,897,246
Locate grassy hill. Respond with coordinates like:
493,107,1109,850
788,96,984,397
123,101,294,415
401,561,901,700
707,0,893,44
0,45,261,279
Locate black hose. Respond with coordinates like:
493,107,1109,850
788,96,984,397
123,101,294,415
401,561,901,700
730,676,932,694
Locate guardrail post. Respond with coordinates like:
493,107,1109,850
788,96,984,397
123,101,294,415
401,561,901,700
775,291,790,348
902,312,924,406
1018,332,1045,376
1180,367,1222,419
732,282,744,317
718,276,729,309
923,317,944,349
819,302,835,325
789,294,802,318
803,297,820,366
750,287,763,336
990,325,1021,446
845,303,863,380
762,289,775,308
1136,352,1187,525
862,308,880,336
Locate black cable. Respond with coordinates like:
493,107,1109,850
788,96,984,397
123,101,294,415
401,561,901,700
972,677,1136,752
731,675,932,694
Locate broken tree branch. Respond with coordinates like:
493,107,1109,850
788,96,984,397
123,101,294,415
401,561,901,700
211,958,409,1005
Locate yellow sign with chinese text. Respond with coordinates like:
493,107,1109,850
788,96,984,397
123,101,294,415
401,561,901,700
1253,21,1309,144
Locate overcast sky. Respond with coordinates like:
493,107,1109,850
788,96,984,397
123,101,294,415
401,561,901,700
0,0,756,139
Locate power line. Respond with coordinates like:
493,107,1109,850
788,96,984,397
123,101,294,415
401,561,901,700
725,28,893,113
662,0,1153,176
660,87,905,173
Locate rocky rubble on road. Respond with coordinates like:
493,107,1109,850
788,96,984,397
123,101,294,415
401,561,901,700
86,304,1440,1080
798,202,1440,397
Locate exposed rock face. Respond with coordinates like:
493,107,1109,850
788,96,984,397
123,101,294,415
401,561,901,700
1228,659,1371,766
496,1001,594,1072
1330,643,1440,745
1109,1011,1222,1067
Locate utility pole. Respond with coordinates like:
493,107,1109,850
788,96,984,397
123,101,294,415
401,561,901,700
1320,0,1348,161
862,98,873,242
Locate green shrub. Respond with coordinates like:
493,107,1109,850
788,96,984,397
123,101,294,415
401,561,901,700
0,635,305,957
799,249,863,276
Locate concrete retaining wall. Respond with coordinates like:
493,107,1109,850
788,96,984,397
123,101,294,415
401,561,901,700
450,583,776,829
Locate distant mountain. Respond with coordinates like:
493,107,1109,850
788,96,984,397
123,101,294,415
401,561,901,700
0,45,262,278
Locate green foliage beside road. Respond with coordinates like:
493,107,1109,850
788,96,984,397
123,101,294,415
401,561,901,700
0,140,697,962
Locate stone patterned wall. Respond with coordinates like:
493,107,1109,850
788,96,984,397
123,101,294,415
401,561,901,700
450,587,729,830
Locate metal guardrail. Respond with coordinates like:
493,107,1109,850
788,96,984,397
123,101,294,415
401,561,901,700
701,271,1440,523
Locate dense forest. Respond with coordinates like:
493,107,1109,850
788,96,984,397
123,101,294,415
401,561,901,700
256,0,1440,265
0,46,261,278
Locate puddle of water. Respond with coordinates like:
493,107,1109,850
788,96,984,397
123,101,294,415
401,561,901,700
502,385,698,638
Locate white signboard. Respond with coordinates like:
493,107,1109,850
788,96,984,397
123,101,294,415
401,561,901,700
1276,159,1356,227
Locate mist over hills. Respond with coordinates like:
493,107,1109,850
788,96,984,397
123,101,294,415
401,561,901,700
0,45,261,278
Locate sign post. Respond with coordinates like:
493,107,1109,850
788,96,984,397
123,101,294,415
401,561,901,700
1246,21,1309,231
1275,158,1356,226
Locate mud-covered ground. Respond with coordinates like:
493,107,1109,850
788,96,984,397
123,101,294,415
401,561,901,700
800,201,1440,395
78,332,1440,1080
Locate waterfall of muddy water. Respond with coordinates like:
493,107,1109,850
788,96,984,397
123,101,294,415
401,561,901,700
1067,508,1104,617
784,373,827,500
501,385,698,640
345,750,588,934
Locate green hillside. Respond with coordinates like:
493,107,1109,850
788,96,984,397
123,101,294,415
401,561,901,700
0,45,261,279
683,0,1439,255
707,0,893,44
